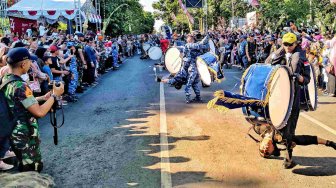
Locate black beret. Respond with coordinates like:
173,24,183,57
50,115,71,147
7,47,31,65
10,41,28,48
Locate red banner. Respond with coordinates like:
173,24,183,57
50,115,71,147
9,17,37,36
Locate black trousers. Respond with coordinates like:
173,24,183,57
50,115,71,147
293,135,318,145
327,73,336,94
279,84,301,159
86,66,95,84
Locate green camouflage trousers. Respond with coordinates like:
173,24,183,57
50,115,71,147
78,64,84,87
10,120,43,172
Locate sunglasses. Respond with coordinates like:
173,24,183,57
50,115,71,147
283,42,294,47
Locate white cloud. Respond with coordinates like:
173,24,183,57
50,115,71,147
139,0,163,32
139,0,155,12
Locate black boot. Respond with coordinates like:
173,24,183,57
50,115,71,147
326,141,336,150
76,86,84,93
283,149,296,169
191,96,202,103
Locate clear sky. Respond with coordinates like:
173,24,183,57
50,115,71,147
139,0,164,31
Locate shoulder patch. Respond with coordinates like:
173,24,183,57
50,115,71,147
25,85,33,97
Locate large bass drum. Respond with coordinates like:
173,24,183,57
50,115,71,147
300,63,318,111
164,47,182,75
148,46,163,60
241,64,294,130
196,52,220,87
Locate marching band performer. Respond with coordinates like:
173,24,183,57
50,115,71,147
162,33,209,103
266,32,311,168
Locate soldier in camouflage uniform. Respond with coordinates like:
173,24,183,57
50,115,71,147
75,33,87,93
3,47,64,172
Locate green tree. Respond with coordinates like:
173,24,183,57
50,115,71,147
101,0,155,36
152,0,336,33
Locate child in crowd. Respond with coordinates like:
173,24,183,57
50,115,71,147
41,56,53,94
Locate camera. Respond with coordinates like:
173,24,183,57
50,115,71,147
48,80,64,90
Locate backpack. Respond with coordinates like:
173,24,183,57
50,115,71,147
0,76,21,137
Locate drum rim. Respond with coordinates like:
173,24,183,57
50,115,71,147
306,63,318,111
164,47,182,75
241,64,295,130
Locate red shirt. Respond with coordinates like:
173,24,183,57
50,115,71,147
160,39,170,53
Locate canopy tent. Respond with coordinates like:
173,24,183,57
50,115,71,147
6,0,101,23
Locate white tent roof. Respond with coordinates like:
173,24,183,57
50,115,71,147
7,0,87,11
7,0,88,20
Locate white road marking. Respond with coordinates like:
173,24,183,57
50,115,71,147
231,75,336,136
300,113,336,136
160,83,172,188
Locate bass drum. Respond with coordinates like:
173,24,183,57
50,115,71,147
300,63,318,111
148,46,163,60
196,52,217,87
241,64,294,130
164,47,182,75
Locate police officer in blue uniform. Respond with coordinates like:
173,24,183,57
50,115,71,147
64,42,78,102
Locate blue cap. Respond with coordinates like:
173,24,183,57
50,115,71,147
67,42,75,48
30,54,38,62
6,47,31,65
76,32,84,37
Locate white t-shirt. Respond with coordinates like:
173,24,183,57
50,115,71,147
26,28,32,37
39,25,46,36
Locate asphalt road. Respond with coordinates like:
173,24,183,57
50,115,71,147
0,56,335,188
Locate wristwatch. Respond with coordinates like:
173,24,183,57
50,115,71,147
51,94,58,100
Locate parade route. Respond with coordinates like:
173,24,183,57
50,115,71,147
1,56,335,187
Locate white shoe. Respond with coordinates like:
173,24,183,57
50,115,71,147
0,160,14,171
2,151,16,159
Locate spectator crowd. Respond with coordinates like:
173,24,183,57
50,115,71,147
0,25,147,171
